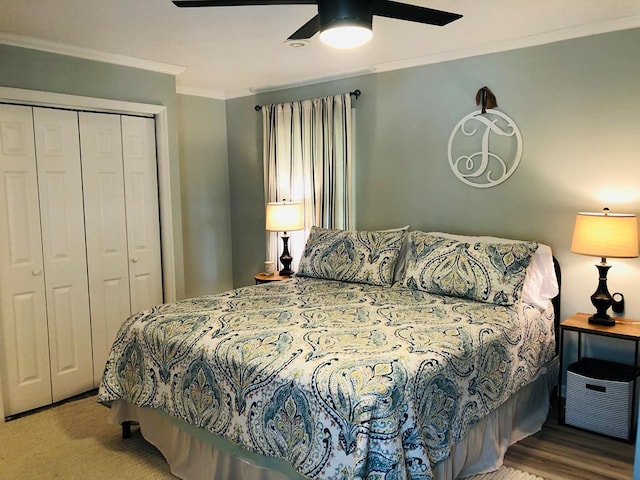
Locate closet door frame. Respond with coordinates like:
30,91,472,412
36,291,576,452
0,87,178,421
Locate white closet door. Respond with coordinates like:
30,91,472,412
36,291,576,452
121,116,163,313
0,104,51,414
79,112,132,386
33,108,94,401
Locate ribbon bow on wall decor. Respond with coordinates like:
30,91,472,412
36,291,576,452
475,86,497,114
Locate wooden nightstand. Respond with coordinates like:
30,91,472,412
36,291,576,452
559,312,640,442
254,272,290,284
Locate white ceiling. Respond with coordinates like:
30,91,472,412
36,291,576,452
1,1,639,99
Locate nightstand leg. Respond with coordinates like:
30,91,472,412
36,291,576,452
633,340,639,441
558,328,565,424
577,331,582,360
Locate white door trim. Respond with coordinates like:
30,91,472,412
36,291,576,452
0,87,176,303
0,87,178,421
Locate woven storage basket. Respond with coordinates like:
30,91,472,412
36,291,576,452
565,357,639,439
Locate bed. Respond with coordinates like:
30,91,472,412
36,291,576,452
98,228,561,480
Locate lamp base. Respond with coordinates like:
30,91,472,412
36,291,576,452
588,262,614,326
279,233,294,277
279,267,294,276
588,313,615,326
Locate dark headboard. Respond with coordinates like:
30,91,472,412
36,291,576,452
552,256,562,354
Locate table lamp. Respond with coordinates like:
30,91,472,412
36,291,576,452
266,201,304,276
571,208,639,325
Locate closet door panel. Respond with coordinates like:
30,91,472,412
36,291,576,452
33,107,94,401
0,104,52,415
79,112,131,385
121,116,163,313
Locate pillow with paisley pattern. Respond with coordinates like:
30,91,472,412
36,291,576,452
297,227,406,286
401,231,538,305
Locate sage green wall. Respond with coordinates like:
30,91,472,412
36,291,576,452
226,95,263,287
227,28,640,340
0,43,186,299
177,94,233,297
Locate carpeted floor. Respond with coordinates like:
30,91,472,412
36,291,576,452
0,395,544,480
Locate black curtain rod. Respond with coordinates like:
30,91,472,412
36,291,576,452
254,89,361,112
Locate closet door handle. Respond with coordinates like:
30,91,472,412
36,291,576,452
131,257,139,263
32,268,42,276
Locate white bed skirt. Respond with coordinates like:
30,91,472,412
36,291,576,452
108,358,558,480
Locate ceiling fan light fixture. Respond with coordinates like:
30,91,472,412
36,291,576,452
320,24,372,49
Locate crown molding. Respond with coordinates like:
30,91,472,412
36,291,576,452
176,85,226,100
2,17,637,99
239,67,374,98
0,33,186,76
218,17,640,99
373,17,640,75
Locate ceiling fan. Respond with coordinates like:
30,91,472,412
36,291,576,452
172,1,462,49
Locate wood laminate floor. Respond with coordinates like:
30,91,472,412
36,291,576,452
503,401,635,480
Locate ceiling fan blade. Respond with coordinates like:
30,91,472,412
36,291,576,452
173,1,315,7
372,0,462,26
287,15,320,40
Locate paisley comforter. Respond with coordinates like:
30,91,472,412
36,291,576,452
98,277,555,480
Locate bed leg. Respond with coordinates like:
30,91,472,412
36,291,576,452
122,421,133,439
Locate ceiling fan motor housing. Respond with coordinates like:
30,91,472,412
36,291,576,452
318,0,373,31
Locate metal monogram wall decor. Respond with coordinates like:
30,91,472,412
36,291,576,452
447,87,522,188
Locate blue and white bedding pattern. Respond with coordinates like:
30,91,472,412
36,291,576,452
98,277,555,480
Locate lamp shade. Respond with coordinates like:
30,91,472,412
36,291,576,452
571,211,639,259
266,202,304,232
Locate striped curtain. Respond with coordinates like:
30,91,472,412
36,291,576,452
262,93,354,272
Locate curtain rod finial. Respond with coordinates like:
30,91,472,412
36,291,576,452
255,105,262,112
